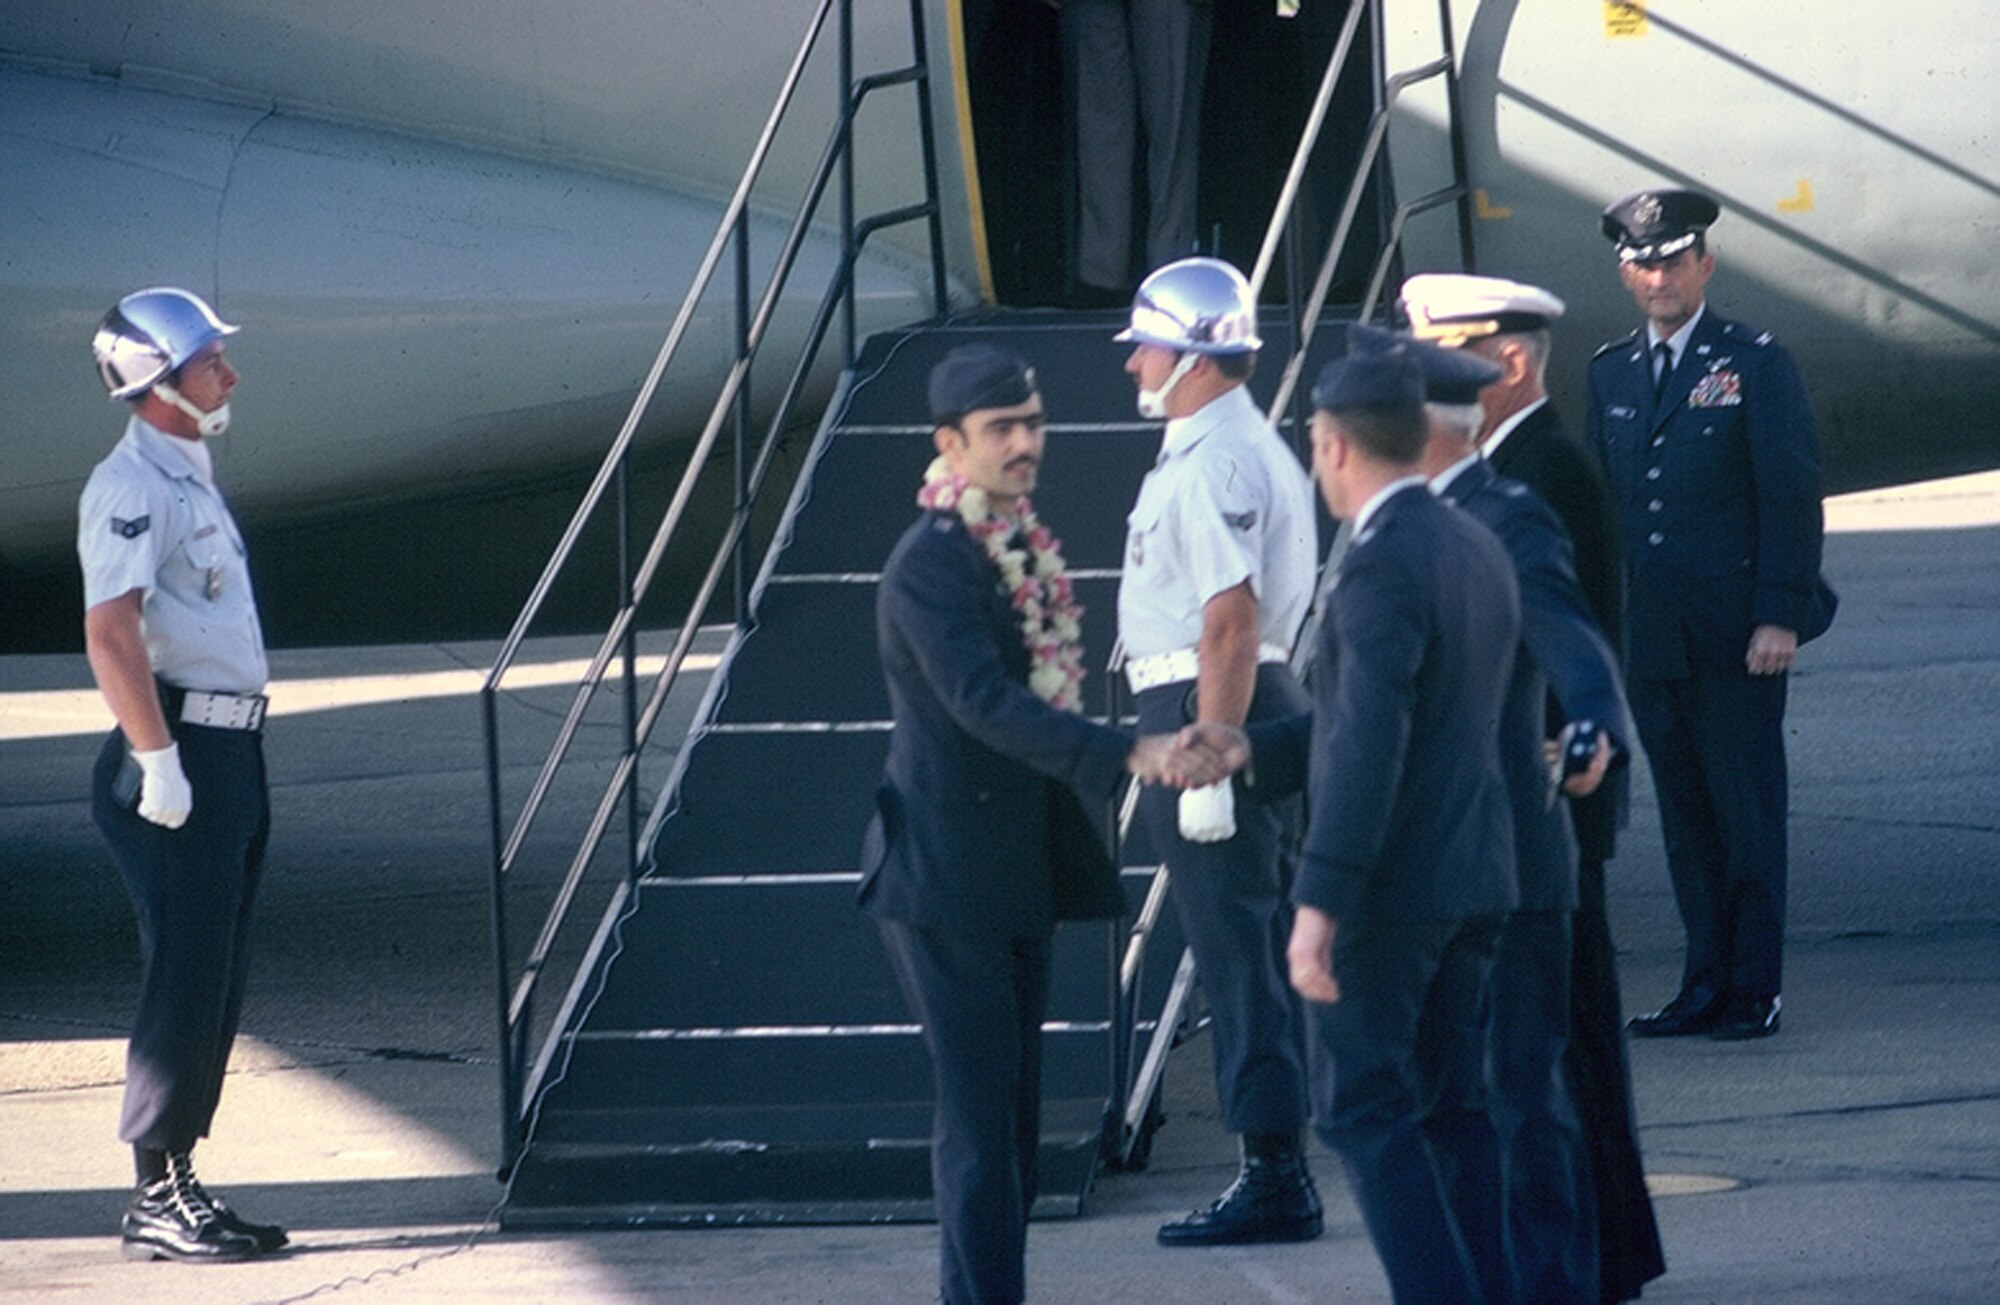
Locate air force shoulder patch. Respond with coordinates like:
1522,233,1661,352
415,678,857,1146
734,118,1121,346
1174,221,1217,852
1222,509,1258,532
110,515,151,539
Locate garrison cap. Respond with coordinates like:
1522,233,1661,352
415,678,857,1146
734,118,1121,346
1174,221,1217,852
1400,273,1565,346
1601,188,1721,264
928,344,1039,426
1347,322,1501,405
1311,331,1425,414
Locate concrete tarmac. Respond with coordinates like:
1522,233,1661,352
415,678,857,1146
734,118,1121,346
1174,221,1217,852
3,474,1999,1302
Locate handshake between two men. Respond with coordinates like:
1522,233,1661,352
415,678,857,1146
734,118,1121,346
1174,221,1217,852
1122,719,1617,1007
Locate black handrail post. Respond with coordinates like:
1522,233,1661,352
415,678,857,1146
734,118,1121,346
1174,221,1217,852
617,447,640,878
734,209,755,625
1436,0,1476,272
907,0,948,316
839,0,857,366
483,683,521,1171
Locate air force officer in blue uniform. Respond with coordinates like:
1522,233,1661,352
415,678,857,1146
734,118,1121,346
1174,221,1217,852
1239,345,1522,1302
860,345,1208,1305
1587,190,1834,1042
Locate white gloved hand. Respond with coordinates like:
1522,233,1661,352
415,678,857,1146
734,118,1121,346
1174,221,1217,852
1178,780,1236,844
133,743,193,829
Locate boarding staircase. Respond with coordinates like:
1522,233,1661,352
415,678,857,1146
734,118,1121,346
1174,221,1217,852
484,0,1475,1227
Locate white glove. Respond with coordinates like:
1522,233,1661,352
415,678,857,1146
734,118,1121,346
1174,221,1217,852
1178,780,1236,844
133,743,193,829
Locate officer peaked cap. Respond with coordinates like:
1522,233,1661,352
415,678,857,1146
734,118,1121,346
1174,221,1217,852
1400,273,1565,346
1601,188,1720,264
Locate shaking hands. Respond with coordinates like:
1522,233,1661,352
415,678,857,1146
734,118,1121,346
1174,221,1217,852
1125,721,1252,789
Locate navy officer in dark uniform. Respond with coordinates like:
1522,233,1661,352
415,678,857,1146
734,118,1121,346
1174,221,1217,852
1387,322,1631,1303
1587,190,1835,1042
860,344,1219,1305
80,287,287,1262
1403,273,1666,1302
1203,343,1523,1301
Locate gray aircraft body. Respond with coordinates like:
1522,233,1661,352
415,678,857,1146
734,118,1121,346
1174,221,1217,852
3,1,1994,648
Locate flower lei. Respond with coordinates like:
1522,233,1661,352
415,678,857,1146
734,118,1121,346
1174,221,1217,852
917,456,1087,711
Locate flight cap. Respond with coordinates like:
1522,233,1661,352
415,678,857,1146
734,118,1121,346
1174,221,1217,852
928,344,1039,426
1311,336,1425,414
1347,322,1502,405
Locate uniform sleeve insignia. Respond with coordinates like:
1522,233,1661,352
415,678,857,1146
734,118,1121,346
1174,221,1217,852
1689,369,1743,408
1222,509,1258,531
110,515,151,539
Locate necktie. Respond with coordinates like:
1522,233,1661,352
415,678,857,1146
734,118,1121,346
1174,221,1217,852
1652,341,1674,399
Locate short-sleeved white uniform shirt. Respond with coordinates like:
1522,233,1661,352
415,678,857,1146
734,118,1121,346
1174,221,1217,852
76,416,268,694
1118,384,1317,661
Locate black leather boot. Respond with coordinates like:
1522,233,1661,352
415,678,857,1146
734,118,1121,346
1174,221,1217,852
121,1155,260,1263
1157,1132,1324,1246
121,1151,287,1261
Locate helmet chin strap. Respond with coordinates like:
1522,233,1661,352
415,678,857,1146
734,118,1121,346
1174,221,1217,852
152,381,230,437
1136,351,1199,421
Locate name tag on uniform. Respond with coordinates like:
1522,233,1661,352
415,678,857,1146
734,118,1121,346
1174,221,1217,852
1606,405,1637,421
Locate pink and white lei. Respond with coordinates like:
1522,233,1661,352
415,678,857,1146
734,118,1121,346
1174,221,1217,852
917,456,1087,711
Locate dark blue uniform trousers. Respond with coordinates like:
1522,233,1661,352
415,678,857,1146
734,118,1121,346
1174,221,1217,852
1134,664,1311,1136
877,919,1052,1305
1491,909,1598,1304
91,720,269,1152
1311,912,1503,1305
1630,670,1790,1000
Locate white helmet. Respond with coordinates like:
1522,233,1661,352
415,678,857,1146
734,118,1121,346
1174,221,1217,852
1115,257,1262,355
92,287,239,400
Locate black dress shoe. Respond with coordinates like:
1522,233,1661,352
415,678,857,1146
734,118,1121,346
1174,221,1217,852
1158,1146,1324,1246
1627,986,1725,1037
121,1176,262,1262
1709,994,1781,1041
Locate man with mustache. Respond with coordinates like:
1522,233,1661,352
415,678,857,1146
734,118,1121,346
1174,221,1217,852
861,344,1221,1304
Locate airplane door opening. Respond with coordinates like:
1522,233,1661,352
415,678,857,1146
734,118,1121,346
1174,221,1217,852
956,0,1384,309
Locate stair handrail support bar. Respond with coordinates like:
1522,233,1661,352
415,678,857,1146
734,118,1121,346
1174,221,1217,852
481,0,948,1173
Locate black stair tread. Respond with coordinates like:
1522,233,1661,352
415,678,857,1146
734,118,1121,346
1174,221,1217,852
716,575,1123,725
835,314,1141,428
589,880,1122,1028
536,1029,1115,1115
503,1135,1102,1226
527,1093,1106,1150
650,729,886,875
778,428,1156,576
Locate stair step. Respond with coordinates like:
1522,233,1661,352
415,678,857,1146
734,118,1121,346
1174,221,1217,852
716,575,1122,726
586,879,1123,1029
504,1096,1108,1227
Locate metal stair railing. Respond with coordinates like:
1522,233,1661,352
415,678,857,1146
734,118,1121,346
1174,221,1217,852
1106,0,1479,1167
480,0,948,1175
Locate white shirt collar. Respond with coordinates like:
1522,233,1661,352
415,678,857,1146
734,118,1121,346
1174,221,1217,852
1429,452,1482,496
129,415,211,483
1480,394,1547,461
1159,383,1257,461
1646,301,1706,363
1352,474,1429,538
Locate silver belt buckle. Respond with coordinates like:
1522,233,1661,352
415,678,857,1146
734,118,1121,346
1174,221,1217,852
180,690,269,731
